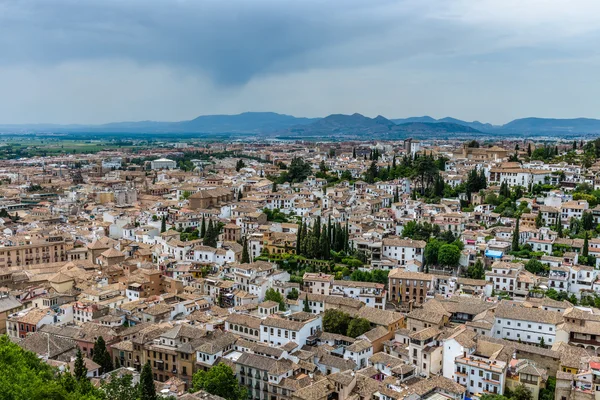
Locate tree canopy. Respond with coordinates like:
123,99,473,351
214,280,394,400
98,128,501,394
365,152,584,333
190,363,247,400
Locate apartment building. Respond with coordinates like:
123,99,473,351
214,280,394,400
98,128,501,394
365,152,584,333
235,352,298,400
302,272,334,295
143,324,206,388
0,234,73,268
387,269,435,305
381,237,426,266
454,345,507,396
331,280,385,309
260,313,322,347
493,301,563,347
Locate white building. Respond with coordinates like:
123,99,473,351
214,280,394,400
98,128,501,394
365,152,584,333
492,301,562,347
259,314,322,347
150,158,177,170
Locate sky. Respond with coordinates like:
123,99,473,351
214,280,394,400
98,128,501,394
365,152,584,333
1,0,600,125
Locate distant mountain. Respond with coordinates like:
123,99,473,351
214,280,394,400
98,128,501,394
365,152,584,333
501,117,600,134
277,113,481,138
392,116,495,132
395,122,482,134
2,112,600,137
175,112,318,133
391,116,437,124
0,112,318,134
283,113,397,137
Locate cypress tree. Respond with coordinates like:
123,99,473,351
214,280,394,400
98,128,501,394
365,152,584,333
92,336,113,375
344,221,350,253
352,147,356,159
200,216,206,238
303,297,311,312
556,218,563,238
203,219,217,247
296,220,302,255
583,232,589,258
512,217,520,251
74,348,87,381
320,226,330,260
139,361,157,400
160,215,166,233
241,237,250,263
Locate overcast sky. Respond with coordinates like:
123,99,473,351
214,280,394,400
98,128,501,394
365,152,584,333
1,0,600,125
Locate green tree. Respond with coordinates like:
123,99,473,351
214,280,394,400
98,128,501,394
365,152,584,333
539,377,556,400
92,336,113,375
191,362,247,400
203,219,217,247
286,157,312,183
466,259,485,280
512,217,520,250
583,232,589,258
512,385,533,400
160,215,166,233
287,288,299,300
139,361,157,400
323,309,351,335
200,216,206,238
74,348,88,381
438,244,461,268
241,238,250,263
264,288,286,311
303,297,311,312
102,372,139,400
346,318,372,338
535,212,543,228
235,159,245,172
424,238,443,266
0,336,101,399
524,259,546,275
583,211,595,231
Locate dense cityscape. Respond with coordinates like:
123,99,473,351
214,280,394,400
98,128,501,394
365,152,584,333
1,137,600,400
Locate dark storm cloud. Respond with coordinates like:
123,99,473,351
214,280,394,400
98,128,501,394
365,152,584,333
0,0,434,85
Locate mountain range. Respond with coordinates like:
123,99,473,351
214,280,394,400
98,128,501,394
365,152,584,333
2,112,600,138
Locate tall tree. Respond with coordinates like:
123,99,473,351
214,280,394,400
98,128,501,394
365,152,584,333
296,220,302,255
160,215,166,233
241,237,250,263
303,297,311,312
512,217,520,250
203,219,217,247
92,336,113,375
583,211,594,231
556,218,563,238
352,147,356,159
74,348,87,381
320,225,330,260
583,232,589,258
535,212,543,228
139,361,157,400
200,216,206,238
